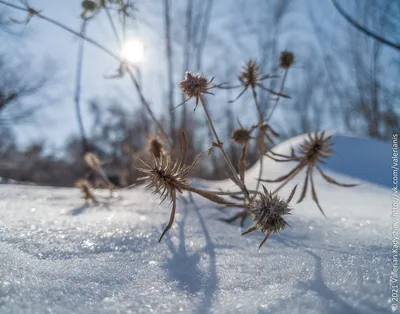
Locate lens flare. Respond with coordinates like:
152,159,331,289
121,40,144,63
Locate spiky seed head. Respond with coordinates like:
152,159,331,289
231,128,251,145
248,188,292,235
75,178,95,201
298,132,333,166
84,152,101,169
279,51,294,69
180,72,210,101
137,155,191,203
239,60,260,88
147,135,166,159
82,0,97,11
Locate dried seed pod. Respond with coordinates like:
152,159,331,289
242,185,297,249
262,132,357,216
298,132,333,166
137,155,191,204
231,128,251,145
84,152,101,169
239,60,260,88
229,60,289,103
147,135,166,159
279,50,295,69
75,178,97,203
179,72,214,109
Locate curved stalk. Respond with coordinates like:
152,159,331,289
266,68,289,121
199,95,250,201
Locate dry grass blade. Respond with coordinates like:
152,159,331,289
159,189,177,242
258,231,272,250
316,165,358,187
241,225,257,236
228,87,248,103
185,186,245,207
259,164,303,183
287,184,298,203
297,168,310,203
257,84,290,98
267,149,297,160
265,154,293,163
310,168,325,216
272,167,303,194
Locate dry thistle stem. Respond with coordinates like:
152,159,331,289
262,132,358,215
231,128,251,145
147,134,166,158
75,178,97,203
279,50,295,69
229,60,290,103
242,185,297,249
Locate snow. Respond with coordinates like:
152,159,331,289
0,134,392,314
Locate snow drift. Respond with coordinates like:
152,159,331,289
0,134,391,314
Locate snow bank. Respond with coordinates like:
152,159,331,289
0,134,391,314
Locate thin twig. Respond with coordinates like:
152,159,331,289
330,0,400,52
199,95,250,201
74,18,89,152
266,68,289,121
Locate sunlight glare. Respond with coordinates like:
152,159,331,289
121,40,144,64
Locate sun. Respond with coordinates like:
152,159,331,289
121,40,144,64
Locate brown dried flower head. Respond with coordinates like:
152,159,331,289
242,185,297,249
279,51,295,69
84,152,101,169
179,72,212,106
298,132,333,166
263,131,357,216
75,178,96,202
147,135,166,159
230,60,289,103
240,60,260,88
137,155,192,204
231,128,251,145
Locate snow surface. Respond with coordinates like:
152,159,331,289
0,134,392,314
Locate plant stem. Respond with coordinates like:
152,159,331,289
199,95,250,201
266,68,289,121
104,5,121,47
251,86,263,121
250,85,264,195
74,19,89,153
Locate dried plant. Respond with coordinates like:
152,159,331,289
231,128,252,146
84,152,101,169
242,185,297,249
147,134,166,158
75,178,97,203
262,132,358,215
229,60,289,104
279,50,295,69
84,152,115,195
177,72,225,111
138,131,245,242
0,0,361,251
